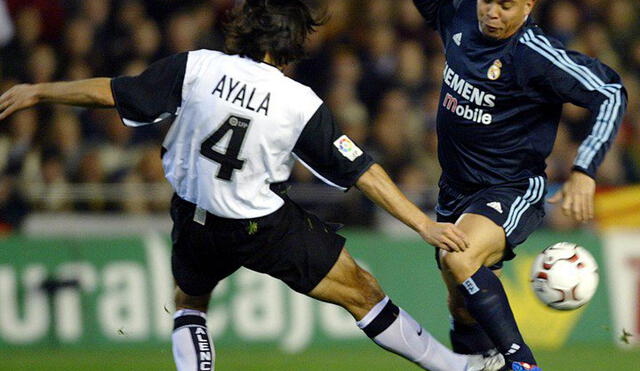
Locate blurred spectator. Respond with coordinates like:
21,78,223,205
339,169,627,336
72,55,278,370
360,24,398,112
2,109,39,177
120,146,169,214
131,20,162,62
5,0,65,43
396,40,430,103
166,10,200,54
26,44,57,83
370,89,416,180
45,107,84,171
31,147,72,212
571,22,620,69
83,0,110,28
74,150,108,212
396,0,429,42
543,0,580,45
63,18,95,62
0,0,13,47
1,6,42,79
334,100,369,146
94,109,143,177
0,173,30,234
605,0,639,57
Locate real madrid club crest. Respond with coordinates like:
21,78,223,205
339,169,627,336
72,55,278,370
488,59,502,80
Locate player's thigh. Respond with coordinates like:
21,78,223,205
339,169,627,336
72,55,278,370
170,194,241,298
448,212,507,265
240,199,345,294
439,213,505,282
307,247,384,318
239,200,382,316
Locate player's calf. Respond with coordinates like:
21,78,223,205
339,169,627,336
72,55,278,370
443,256,537,366
309,248,491,371
447,287,497,355
439,215,537,366
341,266,386,317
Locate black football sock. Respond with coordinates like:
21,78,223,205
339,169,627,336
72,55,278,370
458,266,536,365
450,318,496,355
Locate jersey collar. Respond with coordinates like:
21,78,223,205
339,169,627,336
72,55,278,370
235,54,284,74
259,60,284,74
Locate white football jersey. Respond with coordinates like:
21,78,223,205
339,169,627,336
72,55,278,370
111,50,373,218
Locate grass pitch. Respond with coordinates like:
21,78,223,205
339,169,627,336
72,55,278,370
0,344,637,370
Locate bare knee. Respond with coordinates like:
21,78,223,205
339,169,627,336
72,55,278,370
441,252,481,283
175,287,211,313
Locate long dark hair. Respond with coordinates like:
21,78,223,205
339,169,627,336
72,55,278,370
224,0,326,66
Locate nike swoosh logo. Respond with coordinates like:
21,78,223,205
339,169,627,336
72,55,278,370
417,327,423,336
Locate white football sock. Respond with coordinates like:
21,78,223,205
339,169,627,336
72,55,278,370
172,309,215,371
356,297,470,371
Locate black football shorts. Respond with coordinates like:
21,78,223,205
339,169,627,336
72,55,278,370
435,177,547,270
170,194,345,296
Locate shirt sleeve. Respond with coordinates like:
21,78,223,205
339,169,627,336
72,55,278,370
293,103,375,191
413,0,461,31
110,52,188,127
517,30,628,179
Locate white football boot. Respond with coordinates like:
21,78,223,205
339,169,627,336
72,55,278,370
465,352,506,371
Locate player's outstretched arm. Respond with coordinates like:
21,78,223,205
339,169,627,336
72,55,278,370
293,103,468,251
0,78,114,120
518,34,627,224
356,163,469,252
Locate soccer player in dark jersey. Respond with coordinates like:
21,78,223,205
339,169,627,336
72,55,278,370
412,0,627,370
0,1,508,370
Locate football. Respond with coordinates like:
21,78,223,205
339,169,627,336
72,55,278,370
530,242,599,310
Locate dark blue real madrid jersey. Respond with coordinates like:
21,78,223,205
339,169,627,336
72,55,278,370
414,0,627,191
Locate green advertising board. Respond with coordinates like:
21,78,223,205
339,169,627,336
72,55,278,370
0,230,613,351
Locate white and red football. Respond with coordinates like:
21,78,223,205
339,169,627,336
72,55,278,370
530,242,599,310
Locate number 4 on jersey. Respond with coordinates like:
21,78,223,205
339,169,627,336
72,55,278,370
200,115,251,180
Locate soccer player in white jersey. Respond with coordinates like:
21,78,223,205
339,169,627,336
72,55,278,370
0,1,504,370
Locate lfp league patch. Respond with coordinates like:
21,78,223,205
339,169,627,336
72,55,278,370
333,135,363,161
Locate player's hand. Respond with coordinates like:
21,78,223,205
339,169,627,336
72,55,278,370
419,221,469,252
548,171,596,223
0,84,40,121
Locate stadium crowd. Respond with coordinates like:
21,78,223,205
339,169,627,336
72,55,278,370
0,0,638,232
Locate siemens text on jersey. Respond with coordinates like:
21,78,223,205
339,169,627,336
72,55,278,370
443,63,495,125
212,74,271,116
